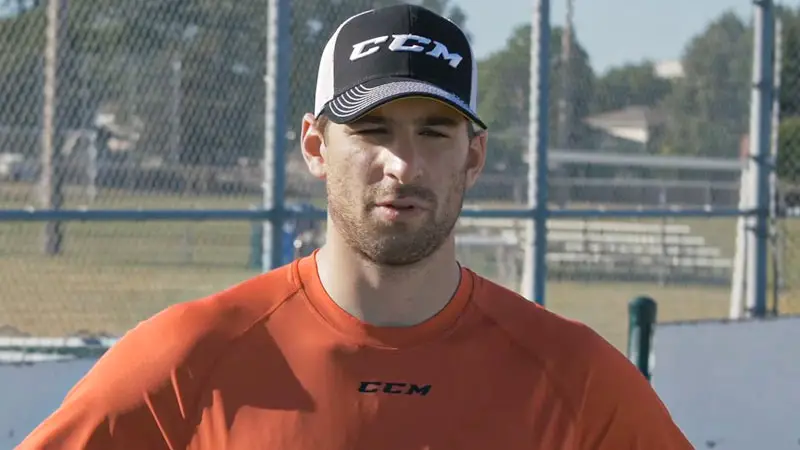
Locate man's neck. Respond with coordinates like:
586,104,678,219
315,232,462,327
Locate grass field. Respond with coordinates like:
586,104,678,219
2,182,800,351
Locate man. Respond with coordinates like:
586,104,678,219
19,4,693,449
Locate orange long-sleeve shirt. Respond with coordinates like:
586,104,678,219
18,252,693,449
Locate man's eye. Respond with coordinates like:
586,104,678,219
356,128,387,135
421,129,448,137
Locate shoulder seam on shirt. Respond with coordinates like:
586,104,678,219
185,277,304,442
470,279,581,428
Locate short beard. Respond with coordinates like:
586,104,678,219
327,170,467,267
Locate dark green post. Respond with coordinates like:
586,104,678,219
627,296,658,382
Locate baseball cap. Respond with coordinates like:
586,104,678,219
313,4,487,131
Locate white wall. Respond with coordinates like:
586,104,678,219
0,357,97,449
652,315,800,450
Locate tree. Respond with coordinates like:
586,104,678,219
0,5,45,131
776,5,800,118
775,6,800,192
0,0,475,168
591,62,673,115
585,62,675,155
475,24,596,173
0,2,311,165
777,116,800,183
658,11,753,158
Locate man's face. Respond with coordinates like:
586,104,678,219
301,97,488,266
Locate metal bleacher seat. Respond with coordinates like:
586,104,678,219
455,218,732,285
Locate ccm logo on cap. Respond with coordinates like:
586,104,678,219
349,34,463,68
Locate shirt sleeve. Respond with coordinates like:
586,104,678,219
16,301,216,450
574,332,694,450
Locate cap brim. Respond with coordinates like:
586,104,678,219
323,78,487,130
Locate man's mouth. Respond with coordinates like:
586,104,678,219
375,199,424,210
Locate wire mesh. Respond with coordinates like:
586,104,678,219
541,2,757,343
2,0,796,343
0,1,279,204
773,4,800,316
458,1,776,347
0,0,274,341
0,219,259,337
0,0,504,341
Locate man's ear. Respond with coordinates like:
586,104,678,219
464,129,488,189
300,113,326,180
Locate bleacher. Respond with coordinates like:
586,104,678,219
456,218,732,286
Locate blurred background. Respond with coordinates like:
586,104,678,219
0,0,799,448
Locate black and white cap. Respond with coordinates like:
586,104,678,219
314,4,487,130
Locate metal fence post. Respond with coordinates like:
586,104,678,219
746,0,776,318
523,0,551,306
263,0,291,272
769,17,783,316
627,296,657,382
41,0,69,256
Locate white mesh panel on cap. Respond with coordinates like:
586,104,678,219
313,9,373,117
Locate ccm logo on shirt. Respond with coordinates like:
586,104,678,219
349,34,463,68
358,381,432,396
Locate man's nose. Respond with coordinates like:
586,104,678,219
381,132,422,184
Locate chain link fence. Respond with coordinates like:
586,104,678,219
0,0,483,340
0,1,797,353
1,0,270,339
773,4,800,318
455,1,783,349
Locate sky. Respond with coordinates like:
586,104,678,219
456,0,755,74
